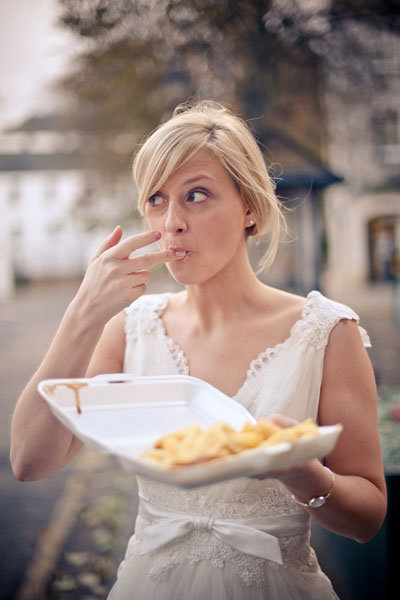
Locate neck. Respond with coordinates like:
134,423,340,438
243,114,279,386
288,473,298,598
181,253,267,330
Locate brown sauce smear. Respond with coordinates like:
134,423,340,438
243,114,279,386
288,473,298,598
45,382,88,414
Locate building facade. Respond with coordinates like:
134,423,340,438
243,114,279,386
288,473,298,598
0,117,137,299
322,28,400,303
0,114,340,300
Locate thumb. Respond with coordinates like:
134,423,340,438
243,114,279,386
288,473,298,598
91,226,123,261
267,414,299,429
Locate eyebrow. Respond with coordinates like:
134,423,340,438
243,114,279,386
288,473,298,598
156,174,215,196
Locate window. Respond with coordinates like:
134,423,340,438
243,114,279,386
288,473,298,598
372,33,400,75
371,109,398,147
8,176,20,205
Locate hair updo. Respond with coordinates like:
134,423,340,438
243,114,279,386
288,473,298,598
132,101,285,270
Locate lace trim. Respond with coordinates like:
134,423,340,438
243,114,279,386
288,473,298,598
132,477,319,587
358,325,371,347
164,335,189,375
153,292,318,398
124,294,190,375
234,292,317,399
133,518,270,586
292,291,362,352
122,292,365,589
138,478,304,520
131,517,318,586
125,290,368,397
124,294,168,341
155,297,189,375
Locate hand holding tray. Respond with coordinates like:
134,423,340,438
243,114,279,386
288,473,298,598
38,374,342,488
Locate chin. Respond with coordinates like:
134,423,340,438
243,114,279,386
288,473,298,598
167,271,199,286
166,264,209,286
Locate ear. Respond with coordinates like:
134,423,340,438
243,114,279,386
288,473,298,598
245,209,256,228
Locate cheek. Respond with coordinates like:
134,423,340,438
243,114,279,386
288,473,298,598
145,214,162,233
209,208,246,239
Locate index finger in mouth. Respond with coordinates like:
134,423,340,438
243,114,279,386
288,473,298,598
130,249,174,270
110,231,162,259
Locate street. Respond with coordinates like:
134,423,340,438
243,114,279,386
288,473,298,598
0,277,398,599
0,274,180,600
0,281,80,600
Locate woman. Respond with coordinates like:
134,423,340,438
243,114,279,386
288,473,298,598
11,102,386,599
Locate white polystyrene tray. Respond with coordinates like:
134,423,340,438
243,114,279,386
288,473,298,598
38,374,342,487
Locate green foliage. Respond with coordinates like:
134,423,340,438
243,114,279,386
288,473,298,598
49,464,135,599
57,0,400,163
55,0,400,223
81,493,127,532
378,386,400,470
57,0,325,174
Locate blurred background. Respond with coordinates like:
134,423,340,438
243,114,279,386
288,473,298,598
0,1,399,599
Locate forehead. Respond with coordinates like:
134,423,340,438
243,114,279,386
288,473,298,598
160,150,230,188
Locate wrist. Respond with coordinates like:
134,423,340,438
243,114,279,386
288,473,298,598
291,466,334,508
63,296,106,341
280,461,335,507
67,290,106,329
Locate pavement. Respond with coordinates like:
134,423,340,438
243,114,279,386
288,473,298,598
0,274,179,600
0,276,398,600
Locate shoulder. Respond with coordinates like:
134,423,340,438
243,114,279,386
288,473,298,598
305,290,359,321
124,292,169,316
124,293,169,340
295,291,371,350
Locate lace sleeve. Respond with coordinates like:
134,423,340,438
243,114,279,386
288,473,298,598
357,325,371,348
124,294,169,343
124,300,141,345
299,291,371,351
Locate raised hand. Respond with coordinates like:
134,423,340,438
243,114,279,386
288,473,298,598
10,226,175,480
74,226,172,325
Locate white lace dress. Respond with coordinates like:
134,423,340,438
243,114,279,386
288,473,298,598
107,291,370,600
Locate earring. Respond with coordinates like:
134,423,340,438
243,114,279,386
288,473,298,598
248,219,255,226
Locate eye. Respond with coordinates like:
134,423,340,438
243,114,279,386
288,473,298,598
187,190,208,203
147,193,164,207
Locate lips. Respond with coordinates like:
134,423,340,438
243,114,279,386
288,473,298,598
170,247,189,260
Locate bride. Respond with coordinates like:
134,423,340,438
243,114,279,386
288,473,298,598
11,101,386,599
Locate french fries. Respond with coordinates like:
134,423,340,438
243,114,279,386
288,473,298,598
142,418,319,467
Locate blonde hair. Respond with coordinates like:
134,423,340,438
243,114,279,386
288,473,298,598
132,101,285,271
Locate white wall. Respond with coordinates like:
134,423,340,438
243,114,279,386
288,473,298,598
322,27,400,297
0,169,87,281
323,186,400,296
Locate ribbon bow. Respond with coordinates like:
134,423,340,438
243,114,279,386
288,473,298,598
138,495,309,565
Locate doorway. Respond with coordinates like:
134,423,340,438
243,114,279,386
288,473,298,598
368,216,400,281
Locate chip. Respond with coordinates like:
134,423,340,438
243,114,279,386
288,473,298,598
142,418,320,467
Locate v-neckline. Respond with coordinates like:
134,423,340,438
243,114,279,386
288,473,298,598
155,291,318,400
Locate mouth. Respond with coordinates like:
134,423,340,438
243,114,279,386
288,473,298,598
170,248,190,261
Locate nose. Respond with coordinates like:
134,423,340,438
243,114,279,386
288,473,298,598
164,200,187,234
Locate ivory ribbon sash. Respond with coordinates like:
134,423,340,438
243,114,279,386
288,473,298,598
138,495,309,565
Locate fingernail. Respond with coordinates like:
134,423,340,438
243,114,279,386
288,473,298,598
152,231,161,240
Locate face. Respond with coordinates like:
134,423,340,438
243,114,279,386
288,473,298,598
144,151,250,285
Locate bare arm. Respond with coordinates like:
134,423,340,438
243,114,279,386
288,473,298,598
275,320,387,542
10,227,172,481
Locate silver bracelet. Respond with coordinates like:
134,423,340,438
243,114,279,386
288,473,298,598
292,466,334,508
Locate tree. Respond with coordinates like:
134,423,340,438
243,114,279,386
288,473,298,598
56,0,400,190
